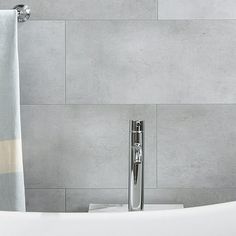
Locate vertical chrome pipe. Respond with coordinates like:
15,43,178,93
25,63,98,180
128,120,144,211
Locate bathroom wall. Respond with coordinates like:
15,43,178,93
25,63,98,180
1,0,236,211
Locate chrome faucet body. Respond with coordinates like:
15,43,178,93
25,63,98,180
128,120,144,211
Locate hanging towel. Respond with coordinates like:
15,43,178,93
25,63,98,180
0,10,25,211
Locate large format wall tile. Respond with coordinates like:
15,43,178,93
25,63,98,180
66,188,236,212
0,0,157,20
66,189,127,212
66,20,236,104
157,105,236,188
21,105,156,188
18,21,65,104
26,188,65,212
145,188,236,207
159,0,236,19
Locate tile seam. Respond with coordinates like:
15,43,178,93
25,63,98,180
20,104,236,106
156,104,158,188
65,20,67,104
25,187,236,190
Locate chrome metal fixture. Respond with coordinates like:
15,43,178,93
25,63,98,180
13,4,31,22
128,120,144,211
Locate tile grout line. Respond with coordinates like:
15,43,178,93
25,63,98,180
156,104,158,188
65,188,66,212
65,20,67,104
25,187,236,190
20,103,236,106
28,19,236,21
29,19,164,22
157,0,158,20
25,187,155,190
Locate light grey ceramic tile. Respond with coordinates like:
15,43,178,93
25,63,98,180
158,0,236,19
66,188,236,212
0,0,157,20
21,105,156,188
18,21,65,104
25,189,65,212
157,105,236,188
66,189,127,212
66,20,236,104
145,188,236,207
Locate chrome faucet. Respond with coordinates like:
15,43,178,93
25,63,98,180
128,120,144,211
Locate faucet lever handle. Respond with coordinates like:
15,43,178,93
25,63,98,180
133,143,143,163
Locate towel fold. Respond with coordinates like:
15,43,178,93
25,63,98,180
0,10,25,211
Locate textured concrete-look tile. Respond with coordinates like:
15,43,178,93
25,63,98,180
66,188,236,212
159,0,236,19
18,21,65,104
0,0,157,20
66,20,236,104
26,189,65,212
157,105,236,188
145,188,236,207
21,105,156,188
66,189,127,212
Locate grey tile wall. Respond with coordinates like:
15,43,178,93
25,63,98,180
0,0,157,20
66,20,236,104
158,0,236,19
21,105,156,188
18,21,65,104
25,189,65,212
66,189,127,212
1,0,236,211
21,105,236,211
66,188,236,212
157,105,236,188
24,187,236,212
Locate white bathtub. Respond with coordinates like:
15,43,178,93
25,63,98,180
0,202,236,236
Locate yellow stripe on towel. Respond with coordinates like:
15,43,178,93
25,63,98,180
0,139,23,174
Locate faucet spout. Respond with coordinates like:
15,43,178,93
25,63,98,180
128,120,144,211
